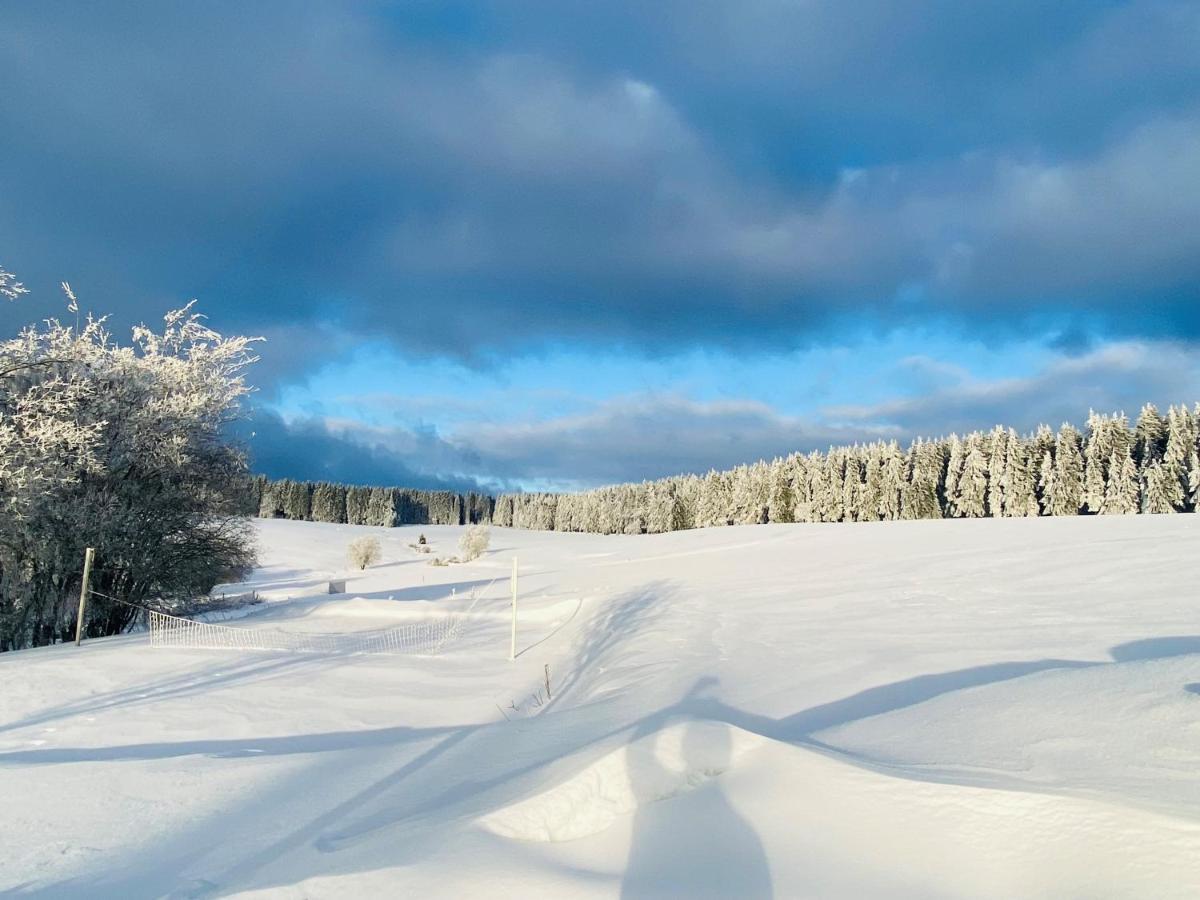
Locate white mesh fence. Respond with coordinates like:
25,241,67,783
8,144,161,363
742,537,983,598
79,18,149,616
147,608,469,655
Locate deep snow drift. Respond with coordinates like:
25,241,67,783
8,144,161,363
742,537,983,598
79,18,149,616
3,515,1200,897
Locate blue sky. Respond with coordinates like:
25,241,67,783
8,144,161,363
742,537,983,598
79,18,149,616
2,1,1198,491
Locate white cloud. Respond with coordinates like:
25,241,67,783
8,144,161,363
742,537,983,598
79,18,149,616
827,340,1200,436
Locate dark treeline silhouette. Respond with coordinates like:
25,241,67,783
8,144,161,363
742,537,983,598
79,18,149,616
248,477,494,527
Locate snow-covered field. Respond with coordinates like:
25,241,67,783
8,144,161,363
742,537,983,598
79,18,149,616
3,515,1200,898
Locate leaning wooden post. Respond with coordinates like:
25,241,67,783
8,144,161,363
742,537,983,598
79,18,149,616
509,556,518,661
74,547,95,647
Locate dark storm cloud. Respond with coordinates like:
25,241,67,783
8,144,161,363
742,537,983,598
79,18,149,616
245,394,895,491
459,394,895,487
1,0,1198,368
237,407,493,493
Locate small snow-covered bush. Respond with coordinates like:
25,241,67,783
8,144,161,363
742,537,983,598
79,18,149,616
347,536,382,571
458,524,491,561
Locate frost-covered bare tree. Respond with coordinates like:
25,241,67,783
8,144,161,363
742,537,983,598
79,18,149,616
0,274,259,651
347,535,382,570
458,524,490,561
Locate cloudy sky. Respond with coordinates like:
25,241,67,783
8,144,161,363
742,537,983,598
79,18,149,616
2,1,1197,491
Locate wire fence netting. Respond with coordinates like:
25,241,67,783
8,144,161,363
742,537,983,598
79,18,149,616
94,584,491,656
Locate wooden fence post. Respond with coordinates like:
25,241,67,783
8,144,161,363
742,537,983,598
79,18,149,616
74,547,95,647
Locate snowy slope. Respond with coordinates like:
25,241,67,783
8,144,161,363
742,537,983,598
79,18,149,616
2,515,1200,898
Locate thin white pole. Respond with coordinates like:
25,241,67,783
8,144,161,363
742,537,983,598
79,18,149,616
510,556,518,661
74,547,95,647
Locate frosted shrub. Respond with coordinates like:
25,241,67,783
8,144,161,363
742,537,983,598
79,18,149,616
0,271,260,651
458,524,490,561
348,536,382,571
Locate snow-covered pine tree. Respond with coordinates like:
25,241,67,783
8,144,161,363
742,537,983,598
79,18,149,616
552,493,577,532
730,463,770,525
571,489,594,533
587,487,614,534
860,443,885,521
648,487,676,535
879,442,906,521
1049,424,1084,516
310,482,347,523
258,479,285,518
1102,444,1139,514
1143,459,1184,514
674,475,701,530
1112,413,1134,464
1083,411,1112,513
842,450,864,522
391,489,418,524
800,453,818,521
902,439,943,519
572,493,590,532
464,491,493,524
1032,424,1056,466
986,426,1010,517
810,450,841,522
767,457,796,524
1134,403,1167,468
243,474,267,517
794,451,822,522
668,480,690,532
511,494,529,529
951,432,989,518
620,484,647,534
1004,432,1039,517
282,479,312,520
365,487,397,527
1030,425,1054,514
492,494,514,528
695,470,729,528
944,434,965,513
344,486,371,525
510,494,529,529
1037,448,1057,515
1161,405,1194,512
1189,449,1200,511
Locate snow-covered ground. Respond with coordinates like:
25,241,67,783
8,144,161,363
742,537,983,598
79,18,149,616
3,515,1200,898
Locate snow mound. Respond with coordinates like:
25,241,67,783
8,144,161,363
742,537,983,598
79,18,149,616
478,720,764,842
819,652,1200,821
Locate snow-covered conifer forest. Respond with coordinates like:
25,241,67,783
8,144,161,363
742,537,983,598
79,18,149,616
249,403,1200,536
492,407,1200,532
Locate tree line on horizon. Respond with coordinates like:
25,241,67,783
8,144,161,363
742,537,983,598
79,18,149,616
252,402,1200,537
248,476,494,527
491,403,1200,534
